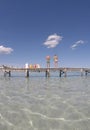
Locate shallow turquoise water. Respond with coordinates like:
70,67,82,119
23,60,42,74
0,72,90,130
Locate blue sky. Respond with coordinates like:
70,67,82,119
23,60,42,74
0,0,90,68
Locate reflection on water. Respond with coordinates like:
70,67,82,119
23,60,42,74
0,73,90,130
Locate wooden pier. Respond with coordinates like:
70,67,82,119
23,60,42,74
0,65,90,77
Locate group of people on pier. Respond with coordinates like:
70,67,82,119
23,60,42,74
25,54,58,69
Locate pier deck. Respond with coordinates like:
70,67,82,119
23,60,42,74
0,66,90,77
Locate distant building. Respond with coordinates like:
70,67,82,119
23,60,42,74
29,64,41,69
36,64,40,68
25,63,29,69
29,64,33,69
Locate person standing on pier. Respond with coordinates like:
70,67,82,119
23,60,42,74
46,55,50,68
53,54,58,68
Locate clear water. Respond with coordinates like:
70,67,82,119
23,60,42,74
0,72,90,130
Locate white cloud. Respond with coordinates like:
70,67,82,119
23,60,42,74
71,40,85,50
43,34,63,48
0,45,13,54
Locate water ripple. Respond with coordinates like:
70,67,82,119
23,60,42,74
21,108,90,122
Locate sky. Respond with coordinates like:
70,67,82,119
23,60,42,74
0,0,90,68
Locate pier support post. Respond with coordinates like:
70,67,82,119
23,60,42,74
59,70,62,77
25,69,29,77
64,68,67,77
4,70,11,77
59,69,67,77
64,71,67,77
45,69,50,77
4,71,6,77
9,71,11,77
80,68,83,76
85,71,88,76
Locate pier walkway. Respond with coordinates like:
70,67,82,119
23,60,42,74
0,65,90,77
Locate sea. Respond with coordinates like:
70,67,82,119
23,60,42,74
0,71,90,130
